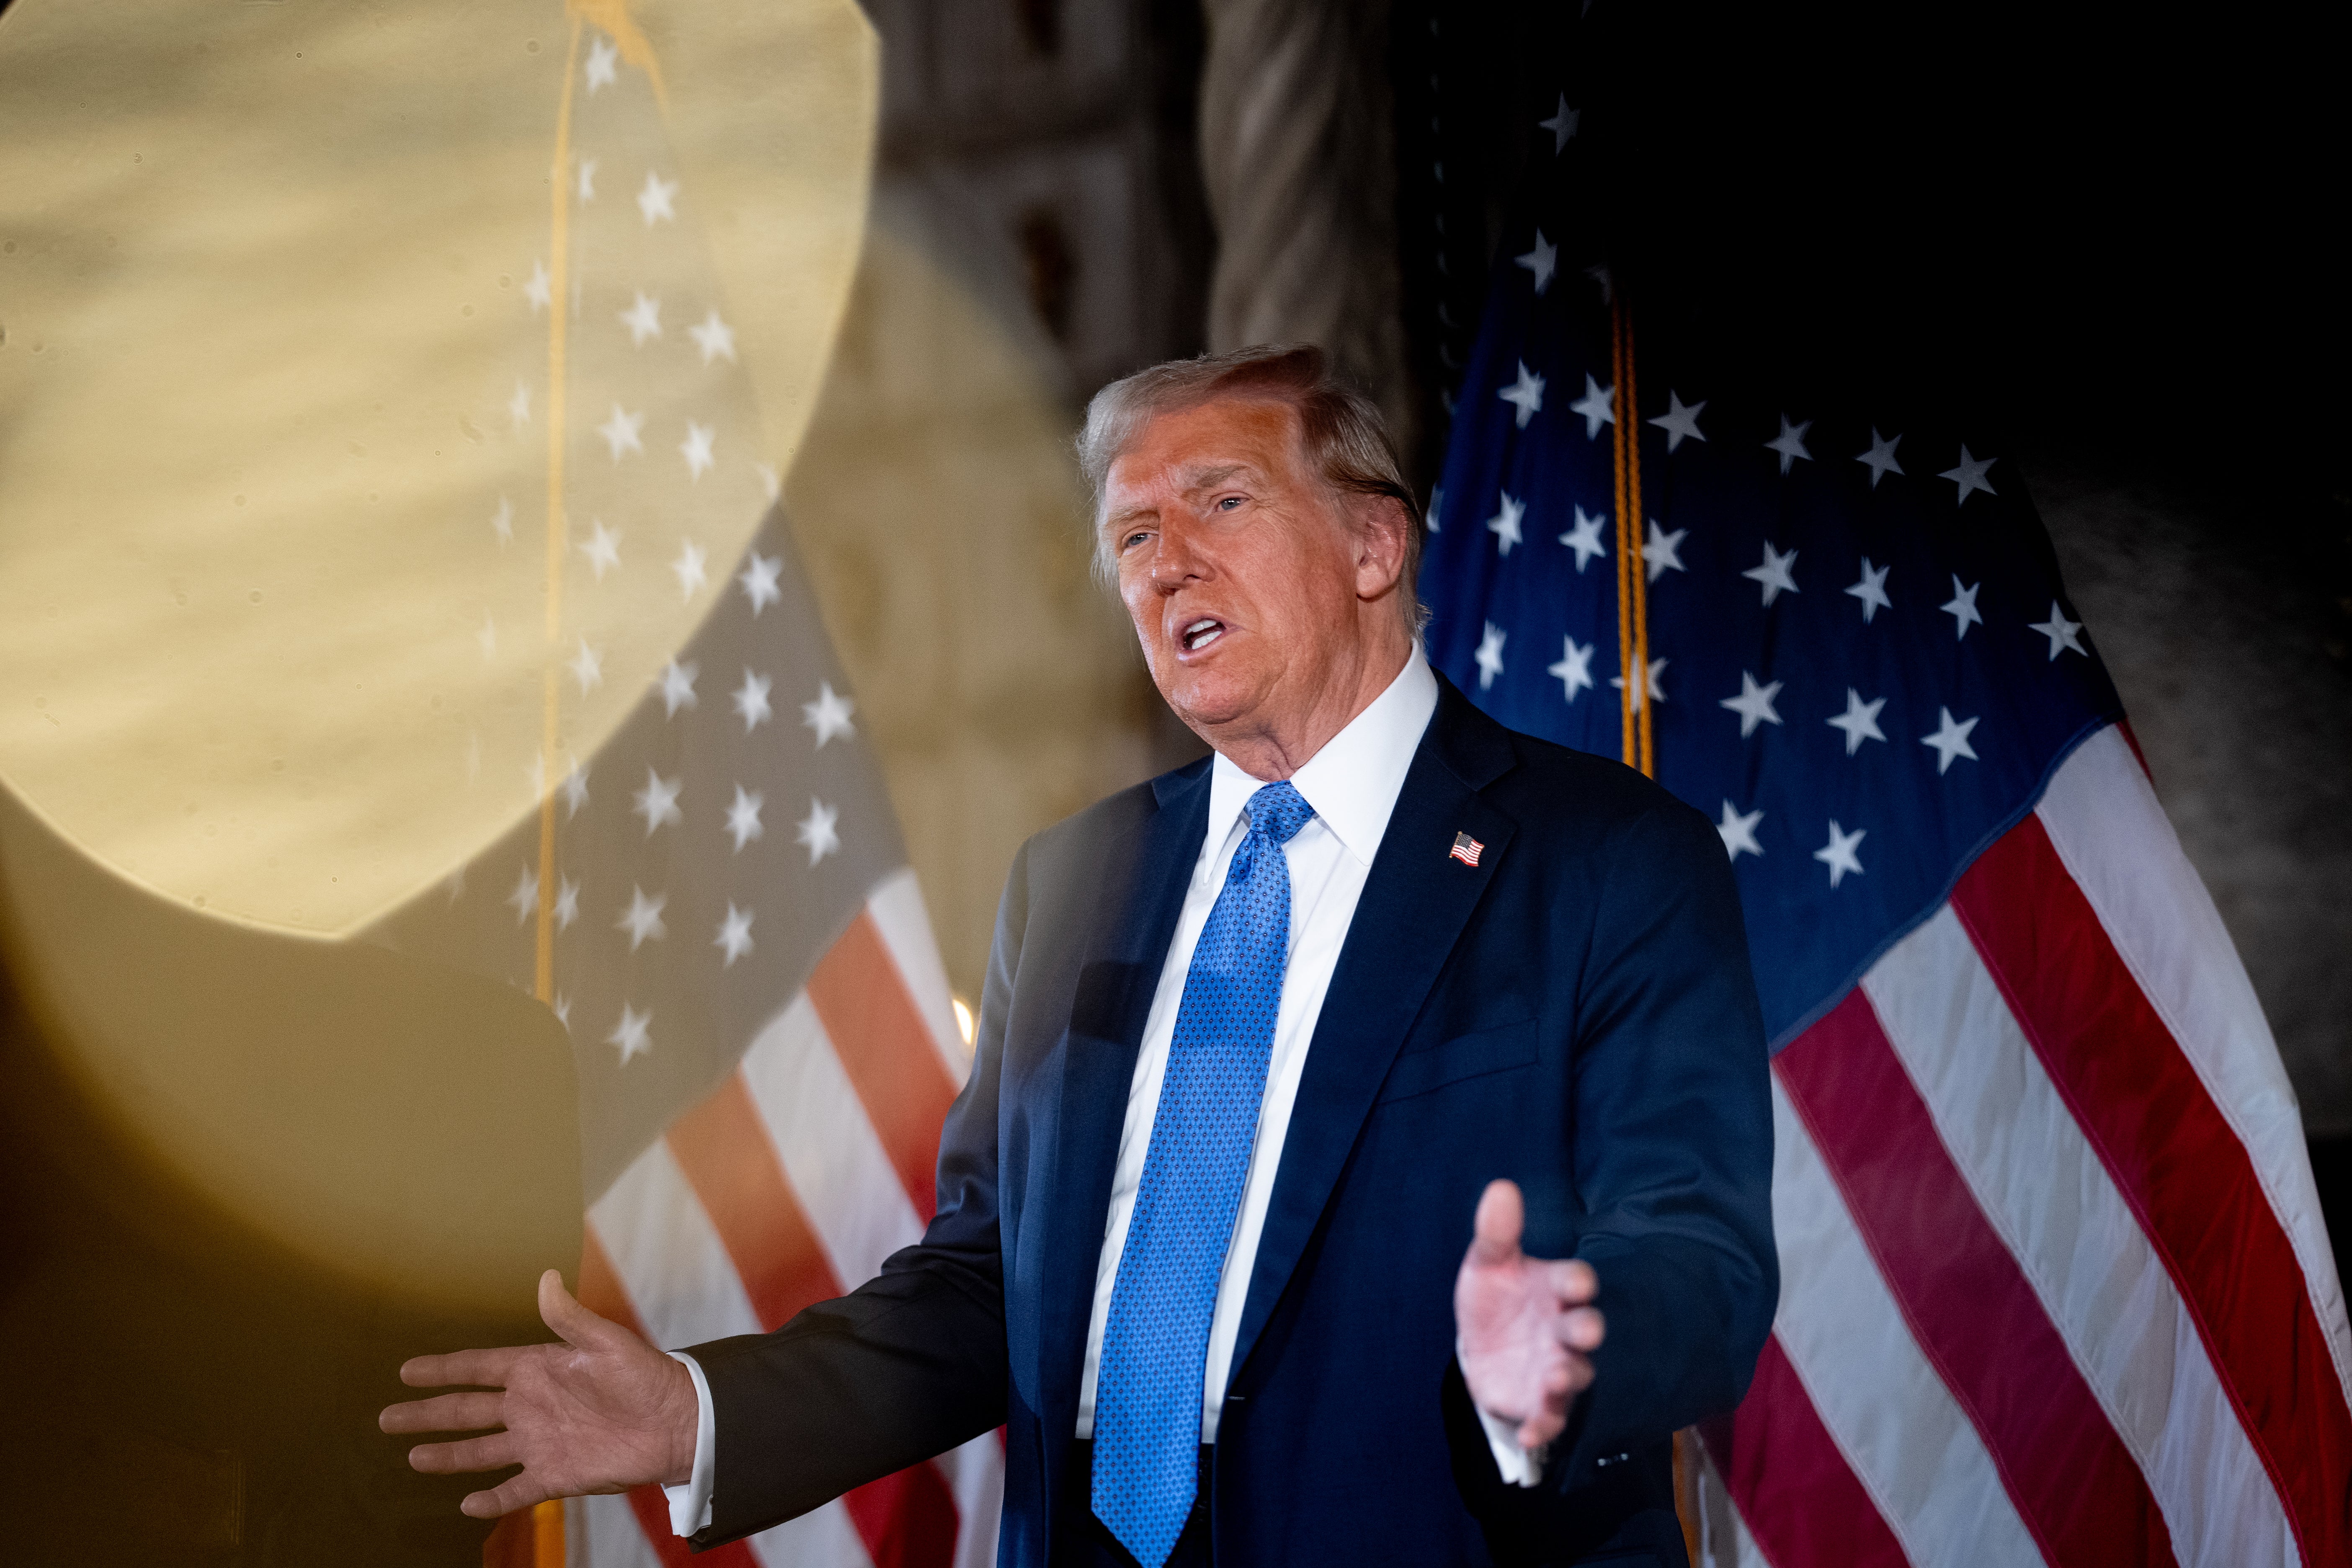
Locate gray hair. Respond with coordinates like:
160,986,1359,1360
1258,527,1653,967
1075,344,1426,633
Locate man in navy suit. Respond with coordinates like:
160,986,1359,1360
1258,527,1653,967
385,346,1775,1567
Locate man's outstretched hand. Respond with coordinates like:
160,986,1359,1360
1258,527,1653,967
1454,1179,1605,1452
380,1268,699,1519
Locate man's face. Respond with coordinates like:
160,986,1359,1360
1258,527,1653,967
1101,397,1397,748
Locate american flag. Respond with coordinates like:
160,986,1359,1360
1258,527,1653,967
1418,99,2352,1568
366,19,1002,1568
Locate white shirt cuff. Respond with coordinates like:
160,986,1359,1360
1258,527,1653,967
661,1351,717,1536
1458,1340,1546,1486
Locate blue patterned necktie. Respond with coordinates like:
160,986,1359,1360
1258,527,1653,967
1093,780,1315,1568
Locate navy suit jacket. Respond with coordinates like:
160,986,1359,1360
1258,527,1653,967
688,677,1776,1566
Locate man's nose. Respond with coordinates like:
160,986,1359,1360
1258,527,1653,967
1149,518,1207,592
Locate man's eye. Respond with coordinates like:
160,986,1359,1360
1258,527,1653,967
1123,531,1150,549
1216,496,1243,511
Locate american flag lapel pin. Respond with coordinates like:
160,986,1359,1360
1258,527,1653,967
1449,831,1484,867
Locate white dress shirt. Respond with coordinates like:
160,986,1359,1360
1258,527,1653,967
667,646,1534,1537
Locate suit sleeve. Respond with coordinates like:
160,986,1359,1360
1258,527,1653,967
1538,797,1777,1494
680,845,1028,1548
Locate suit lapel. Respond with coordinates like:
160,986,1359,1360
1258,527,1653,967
1226,678,1518,1386
1035,761,1210,1434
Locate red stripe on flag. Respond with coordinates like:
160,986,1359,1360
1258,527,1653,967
1777,991,2178,1566
667,1070,841,1330
578,1228,759,1568
663,1068,965,1568
843,1462,967,1568
1955,816,2352,1568
808,910,960,1222
1704,1334,1909,1568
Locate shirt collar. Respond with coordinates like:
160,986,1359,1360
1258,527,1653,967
1203,643,1440,867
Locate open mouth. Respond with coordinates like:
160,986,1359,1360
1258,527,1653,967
1181,617,1227,653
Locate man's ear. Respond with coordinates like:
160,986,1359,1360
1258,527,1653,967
1354,493,1411,599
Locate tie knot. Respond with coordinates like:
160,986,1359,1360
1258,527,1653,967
1244,781,1314,848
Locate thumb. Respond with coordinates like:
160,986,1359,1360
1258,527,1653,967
539,1267,619,1352
1470,1179,1524,1267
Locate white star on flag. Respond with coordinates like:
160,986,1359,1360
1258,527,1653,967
598,403,645,460
1643,521,1687,583
1857,427,1905,487
616,886,668,950
619,290,663,346
714,903,755,967
584,34,619,93
477,616,498,660
632,767,683,836
577,157,598,203
552,995,570,1029
526,751,549,800
1718,801,1765,861
1813,819,1867,887
1940,444,1998,505
756,462,782,503
1474,621,1507,690
554,875,581,931
1539,95,1579,152
524,259,552,313
2030,601,2086,660
491,494,514,543
506,863,539,925
796,797,841,866
1827,688,1889,754
568,639,604,694
1486,491,1526,556
671,539,708,599
1568,374,1616,439
508,382,532,430
680,420,716,480
732,669,773,732
1921,707,1982,774
578,520,622,581
1847,557,1893,622
560,764,591,819
1559,506,1607,572
802,682,856,747
658,659,699,717
1765,414,1813,475
1647,391,1707,452
1547,636,1595,704
637,169,678,226
1720,672,1785,737
1743,541,1801,606
606,1003,652,1065
1426,488,1443,532
738,552,782,615
1498,361,1547,429
725,785,765,852
1514,230,1558,295
1610,657,1669,705
689,308,738,365
1942,575,1984,640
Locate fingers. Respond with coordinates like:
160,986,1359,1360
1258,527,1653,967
407,1430,520,1477
1547,1258,1599,1305
1470,1179,1525,1266
1558,1303,1605,1353
461,1473,554,1522
379,1390,505,1436
401,1346,523,1390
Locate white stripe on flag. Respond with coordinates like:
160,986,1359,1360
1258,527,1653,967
1864,907,2297,1568
746,1497,875,1568
936,1430,1007,1568
588,1138,762,1347
2036,727,2352,1398
1768,1074,2039,1568
739,990,926,1290
580,1493,664,1568
867,867,972,1082
1689,1436,1770,1568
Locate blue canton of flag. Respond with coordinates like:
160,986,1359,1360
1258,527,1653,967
1417,145,2122,1048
